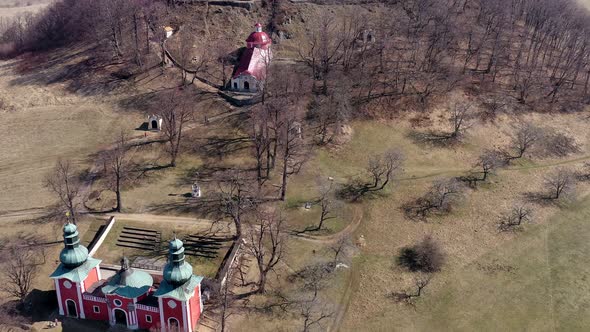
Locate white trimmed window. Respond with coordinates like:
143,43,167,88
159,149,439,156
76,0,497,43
93,306,100,313
146,315,152,323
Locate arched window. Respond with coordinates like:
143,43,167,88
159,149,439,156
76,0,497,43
65,299,77,318
244,81,250,90
168,317,180,331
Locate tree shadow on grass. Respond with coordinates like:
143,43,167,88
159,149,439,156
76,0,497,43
177,164,258,188
136,122,149,131
194,136,251,159
336,181,389,202
15,205,64,225
407,130,460,148
148,197,224,219
522,191,566,207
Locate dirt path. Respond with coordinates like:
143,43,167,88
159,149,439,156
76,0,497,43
329,266,358,332
398,154,590,183
295,154,590,332
74,148,588,332
107,212,215,226
292,153,590,245
292,205,364,245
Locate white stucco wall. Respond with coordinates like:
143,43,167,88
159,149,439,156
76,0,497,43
230,75,259,93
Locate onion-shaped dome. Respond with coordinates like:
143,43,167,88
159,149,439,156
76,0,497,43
163,237,193,286
102,257,153,298
59,222,89,268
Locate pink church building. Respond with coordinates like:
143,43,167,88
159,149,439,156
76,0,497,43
50,222,204,331
230,23,273,93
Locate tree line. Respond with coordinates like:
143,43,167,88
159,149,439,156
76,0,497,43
0,0,168,63
3,0,590,111
295,0,590,111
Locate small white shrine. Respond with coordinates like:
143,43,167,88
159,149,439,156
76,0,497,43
191,183,202,198
148,115,163,131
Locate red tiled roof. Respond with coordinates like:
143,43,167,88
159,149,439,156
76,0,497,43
233,47,270,81
246,31,271,46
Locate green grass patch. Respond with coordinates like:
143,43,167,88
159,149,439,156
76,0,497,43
92,218,232,278
404,194,590,331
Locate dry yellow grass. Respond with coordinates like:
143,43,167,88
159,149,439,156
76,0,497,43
226,106,590,331
0,59,142,218
0,56,141,303
326,114,590,331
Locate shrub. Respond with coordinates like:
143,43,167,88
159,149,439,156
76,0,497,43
398,236,445,273
539,131,579,157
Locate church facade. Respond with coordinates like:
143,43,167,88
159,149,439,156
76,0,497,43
230,23,273,93
50,222,204,332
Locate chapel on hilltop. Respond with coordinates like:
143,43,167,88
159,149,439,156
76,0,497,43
230,23,273,93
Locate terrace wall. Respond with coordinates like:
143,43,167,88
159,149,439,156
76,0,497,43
88,216,116,257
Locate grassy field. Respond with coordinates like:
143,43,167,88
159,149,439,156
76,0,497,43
344,193,590,332
310,114,590,331
0,53,142,306
224,106,590,331
1,3,590,329
0,57,143,219
420,194,590,331
91,217,233,278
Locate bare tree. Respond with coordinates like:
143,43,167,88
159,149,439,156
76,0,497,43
212,39,236,88
279,116,308,201
306,86,351,145
250,107,271,187
159,89,194,167
512,64,538,105
340,149,404,200
476,149,504,182
367,150,404,191
507,124,543,160
404,179,463,219
449,101,474,139
543,168,575,200
299,283,333,332
390,273,432,305
330,236,352,265
217,171,255,240
480,94,507,120
45,159,82,224
0,245,44,305
245,209,287,294
101,132,133,212
103,0,123,59
315,183,335,232
176,30,195,86
539,131,579,158
298,12,344,94
290,262,334,332
219,269,235,332
499,204,532,231
356,149,404,198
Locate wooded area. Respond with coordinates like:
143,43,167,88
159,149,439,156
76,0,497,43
1,0,589,112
